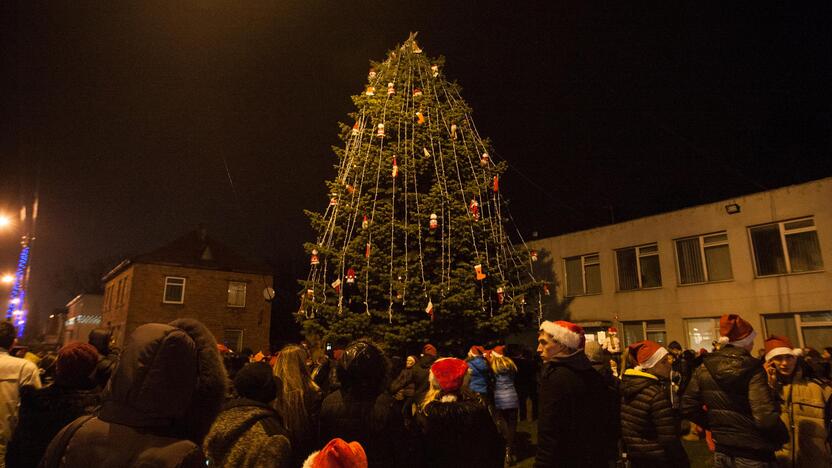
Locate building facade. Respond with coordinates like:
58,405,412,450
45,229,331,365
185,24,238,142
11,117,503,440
102,229,273,352
63,293,102,345
527,177,832,352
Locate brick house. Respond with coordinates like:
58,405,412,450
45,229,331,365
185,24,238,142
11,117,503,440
101,229,272,352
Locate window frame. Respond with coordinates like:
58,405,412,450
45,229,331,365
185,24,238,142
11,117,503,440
223,328,244,353
163,276,187,304
762,311,832,349
621,319,666,346
615,242,662,291
749,217,824,277
674,231,733,285
683,317,721,350
227,281,247,308
563,253,602,297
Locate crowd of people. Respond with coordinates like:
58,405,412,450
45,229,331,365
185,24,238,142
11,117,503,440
0,313,830,467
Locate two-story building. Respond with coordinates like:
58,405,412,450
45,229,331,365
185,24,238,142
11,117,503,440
101,228,273,352
527,177,832,352
63,293,102,345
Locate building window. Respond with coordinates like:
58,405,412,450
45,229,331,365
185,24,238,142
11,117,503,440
564,254,601,296
684,317,720,350
622,320,666,346
227,281,247,308
616,243,662,290
163,277,186,304
763,311,832,350
223,329,243,353
750,218,823,277
675,232,733,285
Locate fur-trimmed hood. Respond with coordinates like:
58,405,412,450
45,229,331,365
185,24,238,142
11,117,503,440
99,319,227,444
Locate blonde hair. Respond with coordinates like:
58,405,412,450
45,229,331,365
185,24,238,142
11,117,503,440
490,354,517,374
272,345,319,445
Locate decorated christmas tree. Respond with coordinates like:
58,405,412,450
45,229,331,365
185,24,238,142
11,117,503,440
301,34,543,353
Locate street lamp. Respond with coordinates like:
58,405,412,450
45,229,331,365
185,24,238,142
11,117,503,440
0,214,11,229
1,274,13,284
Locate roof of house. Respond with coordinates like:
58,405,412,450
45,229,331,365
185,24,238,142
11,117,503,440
103,228,272,281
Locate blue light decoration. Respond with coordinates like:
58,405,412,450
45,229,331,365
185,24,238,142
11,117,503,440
6,244,30,337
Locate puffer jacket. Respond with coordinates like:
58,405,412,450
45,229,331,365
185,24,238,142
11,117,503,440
39,319,228,468
493,370,519,410
774,366,832,468
681,345,788,461
467,356,490,395
620,369,689,466
204,398,292,468
415,390,504,468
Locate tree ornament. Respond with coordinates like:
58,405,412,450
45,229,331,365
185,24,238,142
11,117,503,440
450,124,457,140
352,122,359,136
346,184,355,194
480,152,490,167
497,286,505,304
387,82,395,95
431,64,439,78
474,263,487,281
493,175,499,193
412,41,423,54
469,199,480,221
368,67,377,80
530,249,538,262
346,267,356,284
423,147,430,157
362,214,369,229
365,86,375,96
329,195,338,207
331,278,341,293
365,242,371,258
310,249,320,266
392,155,399,178
376,123,385,138
542,283,550,296
416,111,425,125
429,213,438,231
413,88,423,98
425,298,434,320
306,288,314,300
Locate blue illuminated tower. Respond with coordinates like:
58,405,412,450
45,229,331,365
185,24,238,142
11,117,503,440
6,199,37,338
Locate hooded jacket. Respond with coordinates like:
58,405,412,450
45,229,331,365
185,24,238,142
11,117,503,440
466,356,490,395
774,365,832,468
620,369,689,466
88,328,118,389
40,319,227,468
535,352,618,468
681,345,788,461
203,398,292,468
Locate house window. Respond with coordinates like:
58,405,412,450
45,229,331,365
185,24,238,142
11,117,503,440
163,277,186,304
564,254,601,296
227,281,247,308
764,311,832,350
622,320,666,347
750,218,823,276
675,232,733,284
223,329,243,353
684,317,720,350
616,243,662,290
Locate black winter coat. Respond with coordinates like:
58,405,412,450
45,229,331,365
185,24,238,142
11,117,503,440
319,389,413,467
620,369,689,467
681,345,788,461
5,384,101,468
409,355,436,397
414,390,503,468
535,352,618,468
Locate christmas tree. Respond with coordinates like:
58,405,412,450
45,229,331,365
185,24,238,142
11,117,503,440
301,34,543,354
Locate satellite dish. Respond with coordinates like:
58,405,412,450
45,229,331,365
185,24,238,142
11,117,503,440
263,287,276,301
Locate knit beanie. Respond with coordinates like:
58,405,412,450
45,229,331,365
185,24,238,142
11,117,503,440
233,362,278,403
56,342,99,386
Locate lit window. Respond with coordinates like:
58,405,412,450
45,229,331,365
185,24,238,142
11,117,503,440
675,232,733,284
750,218,823,276
616,243,662,290
163,277,186,304
622,320,666,346
764,311,832,350
227,281,247,308
564,254,601,296
684,317,720,350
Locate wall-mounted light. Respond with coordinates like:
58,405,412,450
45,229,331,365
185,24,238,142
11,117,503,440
725,203,741,214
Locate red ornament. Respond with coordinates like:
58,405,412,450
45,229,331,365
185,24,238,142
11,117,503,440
346,267,356,285
530,250,538,262
310,249,320,266
352,122,359,136
413,88,423,98
429,213,438,231
392,155,399,178
543,283,551,296
362,214,369,230
425,298,434,320
497,287,505,305
469,199,480,221
493,176,499,193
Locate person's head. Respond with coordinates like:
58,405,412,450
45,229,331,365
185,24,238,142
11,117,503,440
488,346,517,374
422,357,469,409
406,355,417,368
234,362,278,403
628,341,671,379
55,342,99,387
273,344,317,393
467,345,485,360
304,438,368,468
537,321,585,361
88,328,113,356
718,314,756,351
823,347,832,360
668,341,682,357
0,321,17,350
422,343,437,357
765,336,802,378
336,340,388,396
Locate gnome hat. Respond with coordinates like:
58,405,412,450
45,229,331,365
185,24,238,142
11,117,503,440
764,335,803,362
628,340,668,371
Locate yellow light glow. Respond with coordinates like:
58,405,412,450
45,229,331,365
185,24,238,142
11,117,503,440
0,215,10,228
1,274,13,284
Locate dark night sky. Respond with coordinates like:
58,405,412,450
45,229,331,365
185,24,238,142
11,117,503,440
1,2,830,331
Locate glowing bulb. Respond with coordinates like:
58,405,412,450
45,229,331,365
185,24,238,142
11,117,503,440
1,274,12,284
9,298,19,305
0,215,10,228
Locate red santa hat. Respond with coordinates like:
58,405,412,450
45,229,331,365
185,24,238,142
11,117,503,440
429,358,469,394
718,314,756,347
490,345,506,358
303,438,367,468
539,320,585,350
764,335,803,362
628,340,668,371
468,345,485,358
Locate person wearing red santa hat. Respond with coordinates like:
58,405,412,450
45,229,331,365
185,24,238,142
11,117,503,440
465,345,490,399
535,321,618,467
303,438,367,468
414,358,503,468
620,341,689,468
682,314,788,467
763,335,832,467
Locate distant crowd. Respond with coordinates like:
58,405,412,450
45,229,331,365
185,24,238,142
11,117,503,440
0,312,830,468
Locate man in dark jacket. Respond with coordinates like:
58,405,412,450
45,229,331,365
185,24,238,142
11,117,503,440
621,341,689,468
87,328,118,389
535,321,618,468
682,314,788,467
